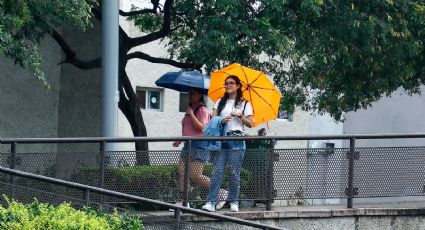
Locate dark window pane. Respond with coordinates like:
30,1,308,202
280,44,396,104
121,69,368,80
278,109,293,121
179,93,189,112
148,91,161,110
136,89,146,109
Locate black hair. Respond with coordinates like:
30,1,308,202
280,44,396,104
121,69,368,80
217,75,243,115
188,88,205,107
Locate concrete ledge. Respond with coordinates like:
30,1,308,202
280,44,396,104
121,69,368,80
168,207,425,222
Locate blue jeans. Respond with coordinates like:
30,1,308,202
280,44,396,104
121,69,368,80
207,140,246,204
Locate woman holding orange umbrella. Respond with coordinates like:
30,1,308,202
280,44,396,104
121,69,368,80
202,75,253,212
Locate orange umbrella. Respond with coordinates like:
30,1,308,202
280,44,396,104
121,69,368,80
208,63,281,127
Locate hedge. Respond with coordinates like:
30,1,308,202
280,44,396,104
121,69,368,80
71,164,253,210
0,197,143,230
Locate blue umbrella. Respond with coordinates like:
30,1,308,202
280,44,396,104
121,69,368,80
155,71,210,94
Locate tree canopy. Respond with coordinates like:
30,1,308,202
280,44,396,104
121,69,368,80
1,0,425,122
129,0,425,120
0,0,96,87
277,0,425,120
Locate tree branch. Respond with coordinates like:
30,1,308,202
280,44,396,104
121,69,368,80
127,51,202,69
50,29,101,69
91,7,101,21
128,0,174,47
119,8,156,16
119,0,160,16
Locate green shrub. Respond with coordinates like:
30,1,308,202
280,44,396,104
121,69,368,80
0,197,143,230
71,164,252,210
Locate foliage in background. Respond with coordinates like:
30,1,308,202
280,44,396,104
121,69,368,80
0,196,143,229
131,0,425,120
0,0,96,88
2,0,424,122
275,0,425,120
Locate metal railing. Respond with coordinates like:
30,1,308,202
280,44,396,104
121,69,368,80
1,133,425,211
0,166,282,230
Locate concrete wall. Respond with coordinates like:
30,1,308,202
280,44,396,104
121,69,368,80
343,87,425,147
0,35,62,172
54,22,102,178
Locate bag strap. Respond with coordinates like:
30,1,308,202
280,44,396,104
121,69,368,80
193,104,204,115
242,100,248,115
241,100,248,131
194,104,211,119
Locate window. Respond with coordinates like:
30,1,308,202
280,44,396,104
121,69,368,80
179,92,189,112
278,109,293,122
136,87,163,111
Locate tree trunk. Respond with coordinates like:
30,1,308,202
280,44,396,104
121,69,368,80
118,61,150,165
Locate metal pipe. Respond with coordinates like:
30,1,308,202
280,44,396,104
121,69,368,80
101,0,119,152
84,189,90,206
99,141,106,204
3,133,425,144
10,142,16,198
266,139,275,211
183,140,191,207
347,137,356,208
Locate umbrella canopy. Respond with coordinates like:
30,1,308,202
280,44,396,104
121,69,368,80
155,71,210,94
208,63,281,127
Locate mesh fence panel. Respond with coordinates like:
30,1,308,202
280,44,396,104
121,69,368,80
273,148,349,200
353,147,425,197
2,145,425,205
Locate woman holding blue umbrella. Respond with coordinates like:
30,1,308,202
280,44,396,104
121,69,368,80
172,88,211,208
156,71,227,208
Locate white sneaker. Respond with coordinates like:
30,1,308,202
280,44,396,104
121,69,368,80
169,202,189,212
216,201,226,210
216,189,228,210
202,202,216,212
230,202,239,212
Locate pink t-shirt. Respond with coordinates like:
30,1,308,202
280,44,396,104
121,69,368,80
182,104,210,137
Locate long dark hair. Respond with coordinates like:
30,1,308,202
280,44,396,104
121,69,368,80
188,88,205,107
217,75,243,115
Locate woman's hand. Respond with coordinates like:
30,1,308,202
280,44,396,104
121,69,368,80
230,110,242,118
186,107,194,116
173,141,182,147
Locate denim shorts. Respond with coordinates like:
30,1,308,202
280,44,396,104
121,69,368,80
180,142,210,162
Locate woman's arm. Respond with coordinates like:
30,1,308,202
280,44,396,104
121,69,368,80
239,114,253,128
187,107,205,132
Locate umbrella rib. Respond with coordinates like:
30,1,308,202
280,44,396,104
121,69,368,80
249,72,264,86
251,89,279,118
240,65,250,84
208,86,226,96
251,85,280,91
216,70,232,76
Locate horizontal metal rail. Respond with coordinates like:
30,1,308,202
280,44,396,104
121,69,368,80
1,133,425,144
0,166,283,230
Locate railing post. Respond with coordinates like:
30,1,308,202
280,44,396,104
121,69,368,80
10,143,16,198
347,137,356,208
84,189,91,206
266,139,275,211
173,208,181,230
99,141,106,204
183,140,191,207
